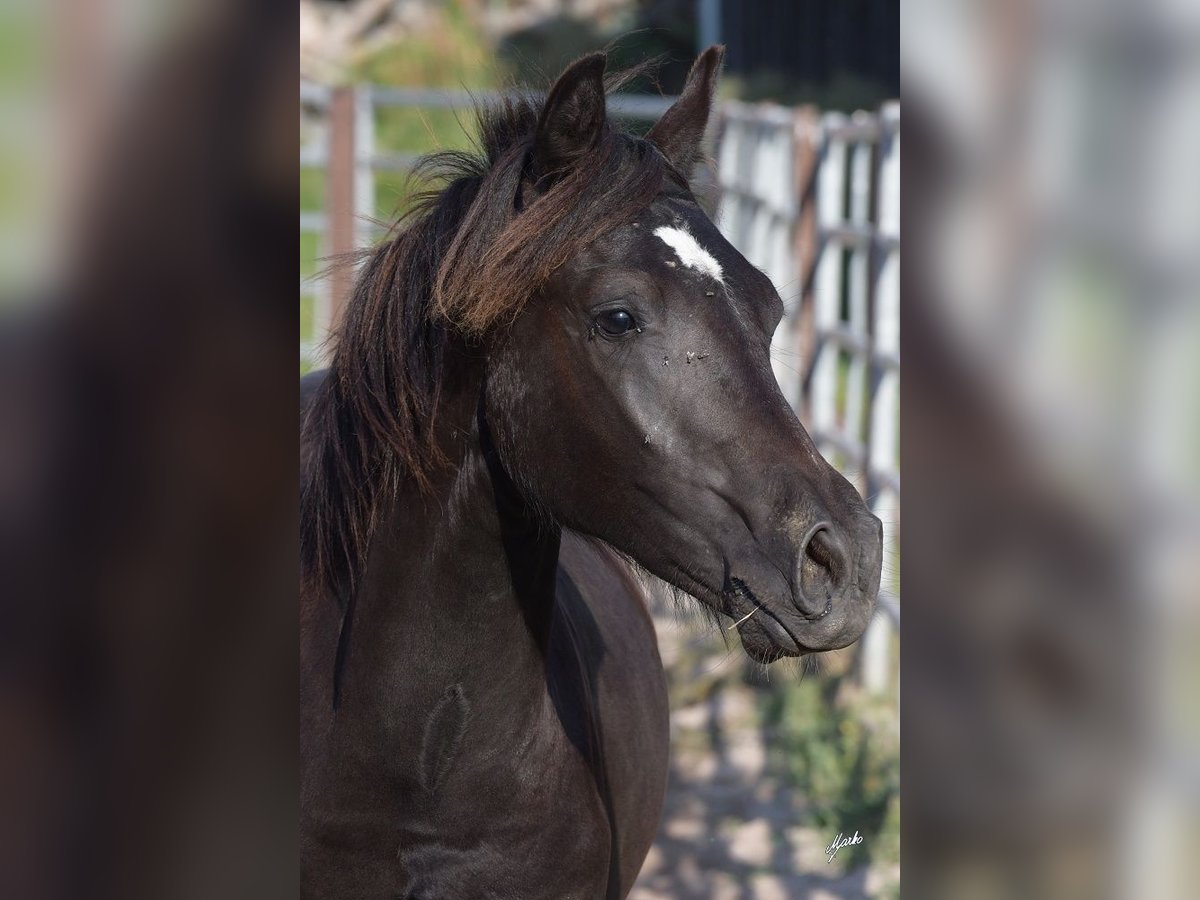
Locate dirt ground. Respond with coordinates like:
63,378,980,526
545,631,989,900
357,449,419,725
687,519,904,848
630,603,899,900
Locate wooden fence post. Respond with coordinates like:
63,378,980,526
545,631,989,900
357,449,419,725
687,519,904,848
792,106,821,423
327,85,356,328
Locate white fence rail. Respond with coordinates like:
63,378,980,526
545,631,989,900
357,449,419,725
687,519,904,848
300,84,900,692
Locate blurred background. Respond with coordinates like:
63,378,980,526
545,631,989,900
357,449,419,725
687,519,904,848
300,2,901,897
903,1,1200,899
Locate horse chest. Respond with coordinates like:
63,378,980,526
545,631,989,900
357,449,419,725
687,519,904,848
302,535,670,898
304,682,614,899
394,688,616,898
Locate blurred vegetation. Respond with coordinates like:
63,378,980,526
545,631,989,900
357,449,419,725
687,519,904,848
352,1,497,91
723,71,892,115
350,1,495,220
759,671,900,875
496,0,696,95
657,614,900,893
0,3,49,298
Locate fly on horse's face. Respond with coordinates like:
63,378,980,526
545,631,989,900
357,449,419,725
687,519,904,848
484,50,882,663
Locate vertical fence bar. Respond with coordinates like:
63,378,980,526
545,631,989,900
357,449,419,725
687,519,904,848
812,114,846,448
874,103,901,594
354,84,376,249
327,85,356,329
715,106,748,263
861,592,892,693
300,83,331,368
762,112,795,292
871,109,901,495
862,103,901,696
877,102,901,237
874,105,901,577
758,112,798,406
845,128,873,486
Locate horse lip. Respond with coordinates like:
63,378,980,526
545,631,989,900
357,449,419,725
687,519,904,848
755,612,803,654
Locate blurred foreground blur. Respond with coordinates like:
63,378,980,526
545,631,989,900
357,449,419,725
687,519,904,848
903,1,1199,897
0,3,297,898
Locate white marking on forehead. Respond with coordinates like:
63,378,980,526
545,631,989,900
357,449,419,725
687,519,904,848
652,225,724,283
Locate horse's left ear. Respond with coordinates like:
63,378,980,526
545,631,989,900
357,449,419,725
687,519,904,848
647,45,726,177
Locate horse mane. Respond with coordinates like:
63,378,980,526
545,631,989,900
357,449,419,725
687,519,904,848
301,80,673,603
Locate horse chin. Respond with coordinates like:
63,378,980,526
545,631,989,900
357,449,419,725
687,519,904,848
736,614,803,664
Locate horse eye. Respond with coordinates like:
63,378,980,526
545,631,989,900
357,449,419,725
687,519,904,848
595,309,636,336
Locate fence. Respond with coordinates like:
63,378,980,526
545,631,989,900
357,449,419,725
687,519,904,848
713,100,900,694
300,83,899,694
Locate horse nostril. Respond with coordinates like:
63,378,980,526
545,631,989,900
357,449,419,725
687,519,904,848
795,524,850,618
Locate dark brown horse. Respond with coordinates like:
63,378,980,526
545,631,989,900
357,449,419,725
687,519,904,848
300,47,882,899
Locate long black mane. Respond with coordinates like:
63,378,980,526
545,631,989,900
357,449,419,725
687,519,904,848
300,89,673,605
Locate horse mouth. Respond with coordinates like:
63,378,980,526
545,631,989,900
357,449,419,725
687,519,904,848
722,567,877,662
725,578,804,661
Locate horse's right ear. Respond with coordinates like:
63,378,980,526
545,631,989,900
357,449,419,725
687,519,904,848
531,52,609,184
646,45,725,177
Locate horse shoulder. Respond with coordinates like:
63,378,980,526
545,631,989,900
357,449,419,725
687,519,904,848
555,531,670,897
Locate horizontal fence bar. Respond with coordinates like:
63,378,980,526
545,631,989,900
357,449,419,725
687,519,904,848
720,100,796,127
366,152,423,172
823,223,900,251
818,322,870,354
813,429,866,464
813,326,901,370
300,145,327,168
715,183,798,213
607,93,679,119
300,212,327,232
823,115,897,143
364,85,676,120
300,81,331,108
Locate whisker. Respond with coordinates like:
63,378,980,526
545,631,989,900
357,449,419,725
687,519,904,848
727,606,760,630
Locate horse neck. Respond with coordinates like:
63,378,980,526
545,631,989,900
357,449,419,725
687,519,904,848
350,386,563,710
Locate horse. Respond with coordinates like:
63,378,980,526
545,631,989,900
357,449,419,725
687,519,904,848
300,46,883,899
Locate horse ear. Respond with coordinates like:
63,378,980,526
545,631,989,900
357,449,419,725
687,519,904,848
532,52,609,183
647,45,726,177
